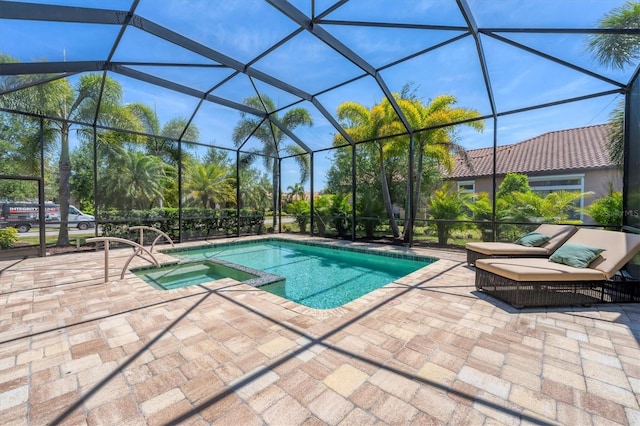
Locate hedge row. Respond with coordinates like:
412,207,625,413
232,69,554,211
98,208,265,241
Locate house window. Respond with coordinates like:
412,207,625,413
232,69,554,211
528,174,585,219
457,181,475,194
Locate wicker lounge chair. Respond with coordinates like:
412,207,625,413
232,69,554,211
466,224,577,265
474,228,640,308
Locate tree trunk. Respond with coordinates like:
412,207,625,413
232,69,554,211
57,125,71,247
57,161,71,247
378,143,400,238
404,146,424,242
272,162,279,230
437,224,448,245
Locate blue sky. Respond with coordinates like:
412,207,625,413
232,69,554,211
1,0,637,191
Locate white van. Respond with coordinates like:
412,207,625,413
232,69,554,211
0,202,95,233
45,204,95,231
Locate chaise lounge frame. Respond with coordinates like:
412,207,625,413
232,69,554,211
474,228,640,308
475,268,640,308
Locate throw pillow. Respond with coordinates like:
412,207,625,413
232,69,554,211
514,232,550,247
549,243,605,268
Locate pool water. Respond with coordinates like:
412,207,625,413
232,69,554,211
169,240,434,309
134,260,258,290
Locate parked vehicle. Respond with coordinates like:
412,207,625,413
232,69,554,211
0,202,95,233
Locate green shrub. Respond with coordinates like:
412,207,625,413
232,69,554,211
584,188,622,227
428,183,469,245
285,200,310,233
0,227,18,249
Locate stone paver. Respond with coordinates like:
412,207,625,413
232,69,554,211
323,364,368,397
1,234,639,425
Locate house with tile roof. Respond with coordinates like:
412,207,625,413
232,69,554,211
446,124,622,217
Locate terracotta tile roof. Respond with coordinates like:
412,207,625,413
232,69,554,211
447,124,613,179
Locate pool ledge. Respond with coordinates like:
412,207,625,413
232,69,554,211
207,257,286,288
132,257,286,289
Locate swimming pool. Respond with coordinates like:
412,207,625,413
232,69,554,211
165,239,435,309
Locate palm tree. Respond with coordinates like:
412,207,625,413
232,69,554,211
238,168,271,210
428,183,469,245
22,74,127,246
399,95,484,241
586,1,640,167
587,2,640,69
105,150,171,209
286,182,306,202
183,162,236,208
232,95,312,229
335,100,404,237
0,66,142,245
126,103,199,165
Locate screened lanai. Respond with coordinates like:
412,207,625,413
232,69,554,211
1,0,640,258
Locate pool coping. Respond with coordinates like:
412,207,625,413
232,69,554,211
161,236,437,263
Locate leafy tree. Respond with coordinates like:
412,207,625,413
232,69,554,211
497,173,531,197
69,141,94,211
0,59,60,202
542,191,588,222
232,95,312,229
0,109,53,178
0,127,40,200
325,145,358,195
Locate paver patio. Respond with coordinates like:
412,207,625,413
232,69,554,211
1,235,639,425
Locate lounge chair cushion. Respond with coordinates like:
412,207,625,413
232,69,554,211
475,258,607,282
465,242,550,256
515,232,550,247
549,243,605,268
562,229,640,279
466,224,577,256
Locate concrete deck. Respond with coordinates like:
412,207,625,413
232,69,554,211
1,235,639,425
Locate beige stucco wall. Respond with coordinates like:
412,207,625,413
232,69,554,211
455,168,622,225
583,168,622,203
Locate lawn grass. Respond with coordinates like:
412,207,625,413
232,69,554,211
16,231,96,246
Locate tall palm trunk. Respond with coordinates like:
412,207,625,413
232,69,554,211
57,123,71,246
272,162,279,230
378,143,400,238
403,144,424,242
